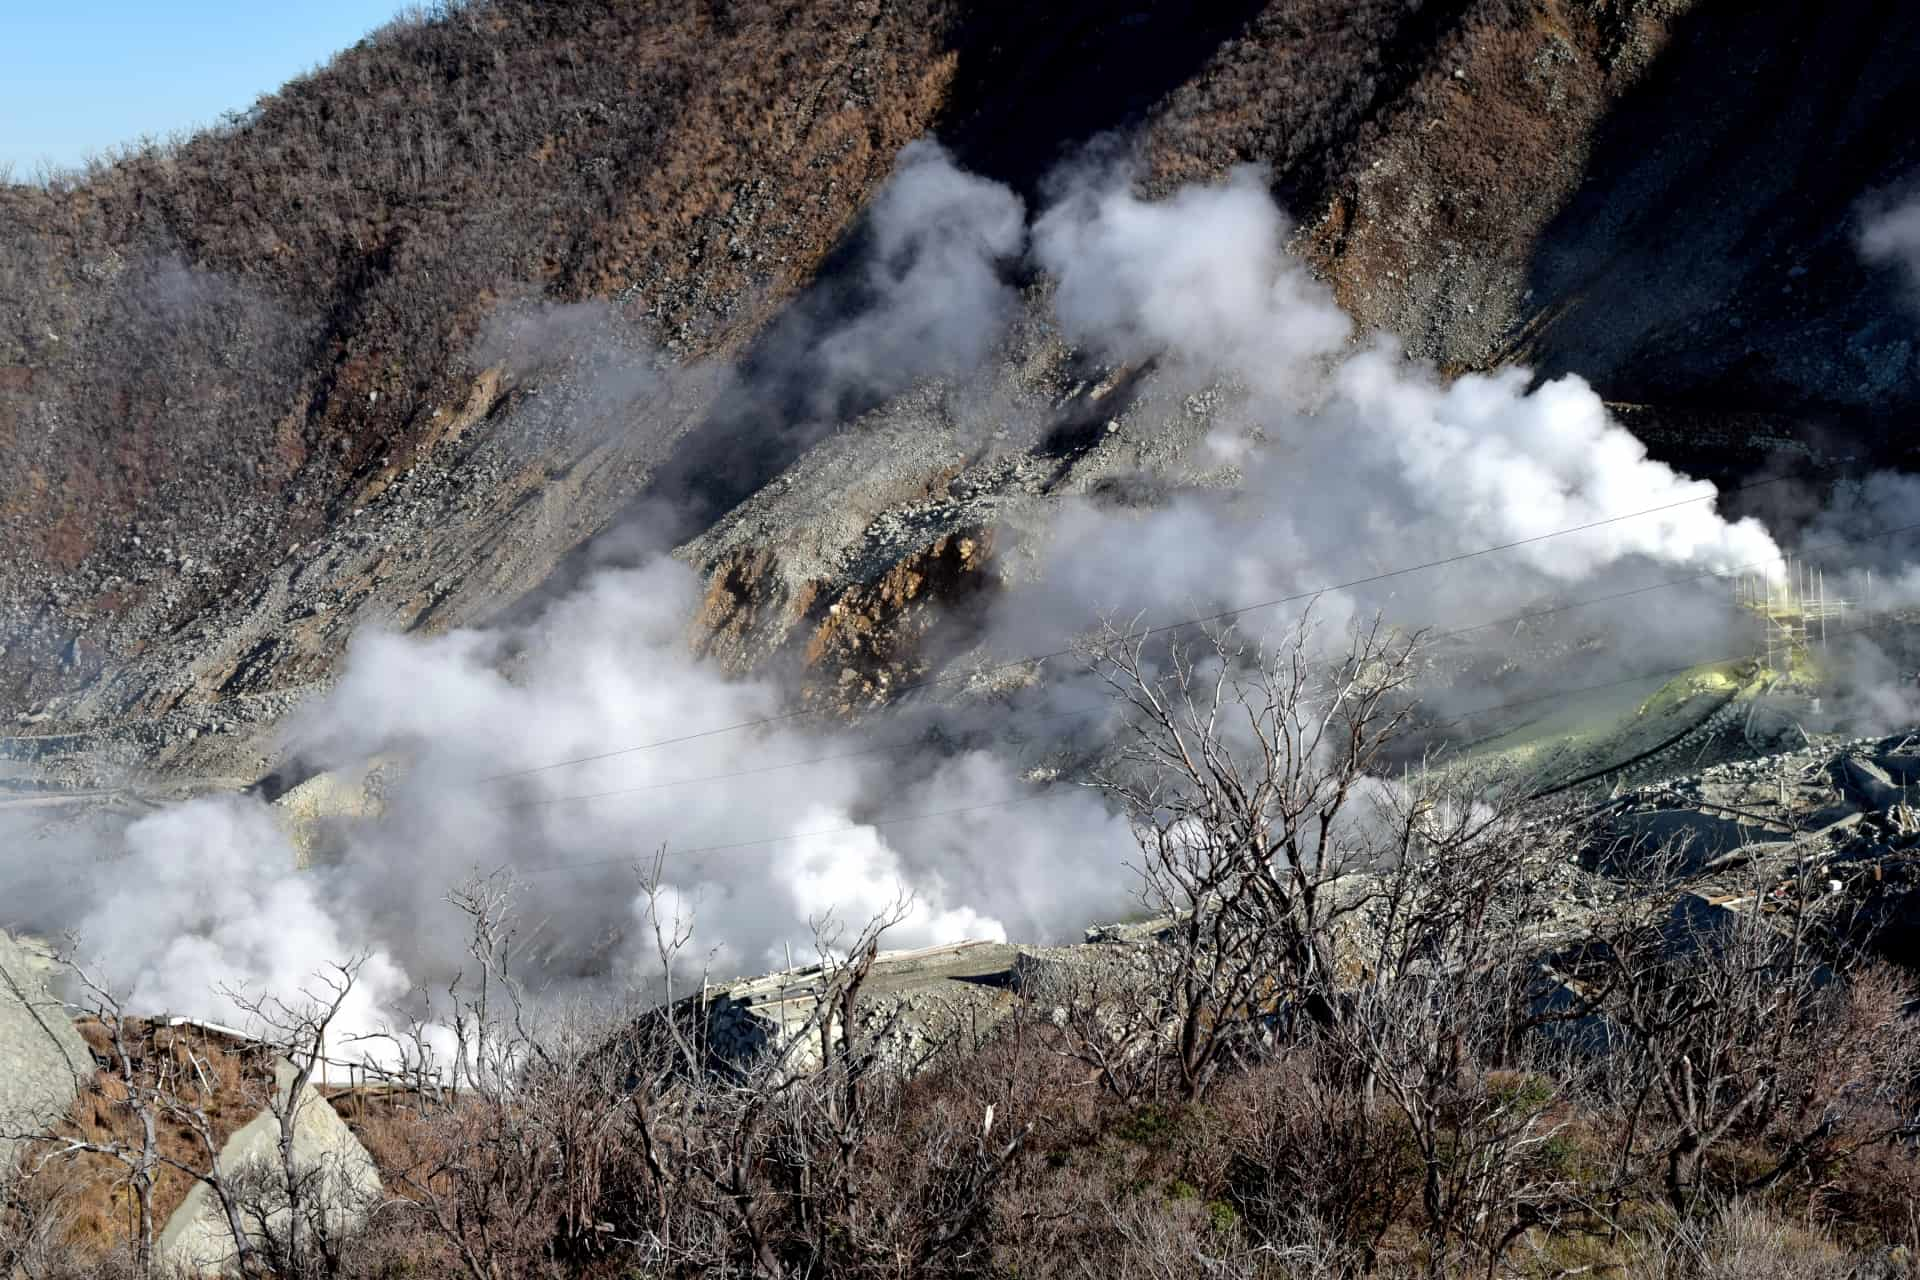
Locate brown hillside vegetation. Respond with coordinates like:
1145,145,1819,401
3,0,1917,723
0,0,966,706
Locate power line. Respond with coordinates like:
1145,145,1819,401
1431,609,1915,731
489,517,1920,811
9,476,1908,903
500,609,1918,881
493,707,1109,810
513,789,1074,877
8,598,1912,907
478,468,1818,783
6,501,1909,916
1425,519,1920,647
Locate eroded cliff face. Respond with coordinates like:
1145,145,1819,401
796,529,997,710
6,0,1918,762
690,528,996,704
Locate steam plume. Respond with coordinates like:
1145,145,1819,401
19,145,1920,1064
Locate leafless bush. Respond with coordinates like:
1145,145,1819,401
1076,610,1424,1100
1572,858,1920,1215
1214,1046,1415,1271
1098,1183,1261,1280
209,959,387,1278
354,862,1031,1278
0,1156,84,1280
360,873,637,1278
1027,939,1188,1102
218,1151,382,1280
1320,778,1588,1274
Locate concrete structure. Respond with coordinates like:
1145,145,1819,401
687,924,1203,1080
695,939,1023,1077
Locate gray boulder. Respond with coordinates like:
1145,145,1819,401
0,931,90,1165
154,1056,383,1275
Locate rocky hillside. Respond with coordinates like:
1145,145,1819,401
4,0,1918,772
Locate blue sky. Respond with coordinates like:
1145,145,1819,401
2,2,408,175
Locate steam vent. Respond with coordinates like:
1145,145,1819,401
6,1,1920,1273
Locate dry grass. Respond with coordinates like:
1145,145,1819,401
25,1019,275,1262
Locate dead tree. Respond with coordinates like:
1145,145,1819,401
1078,610,1423,1099
1324,776,1578,1276
79,968,164,1273
365,873,574,1280
1,958,281,1277
441,874,531,1101
0,960,165,1277
220,957,378,1278
5,986,265,1276
1583,856,1920,1211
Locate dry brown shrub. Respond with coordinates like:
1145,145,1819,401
1211,1047,1417,1270
22,1019,272,1265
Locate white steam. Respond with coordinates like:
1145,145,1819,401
67,798,409,1041
1863,198,1920,293
1013,165,1782,670
295,555,1133,988
9,550,1135,1059
1034,168,1350,397
814,139,1028,396
25,144,1920,1061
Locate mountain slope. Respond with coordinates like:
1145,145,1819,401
3,0,1917,765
